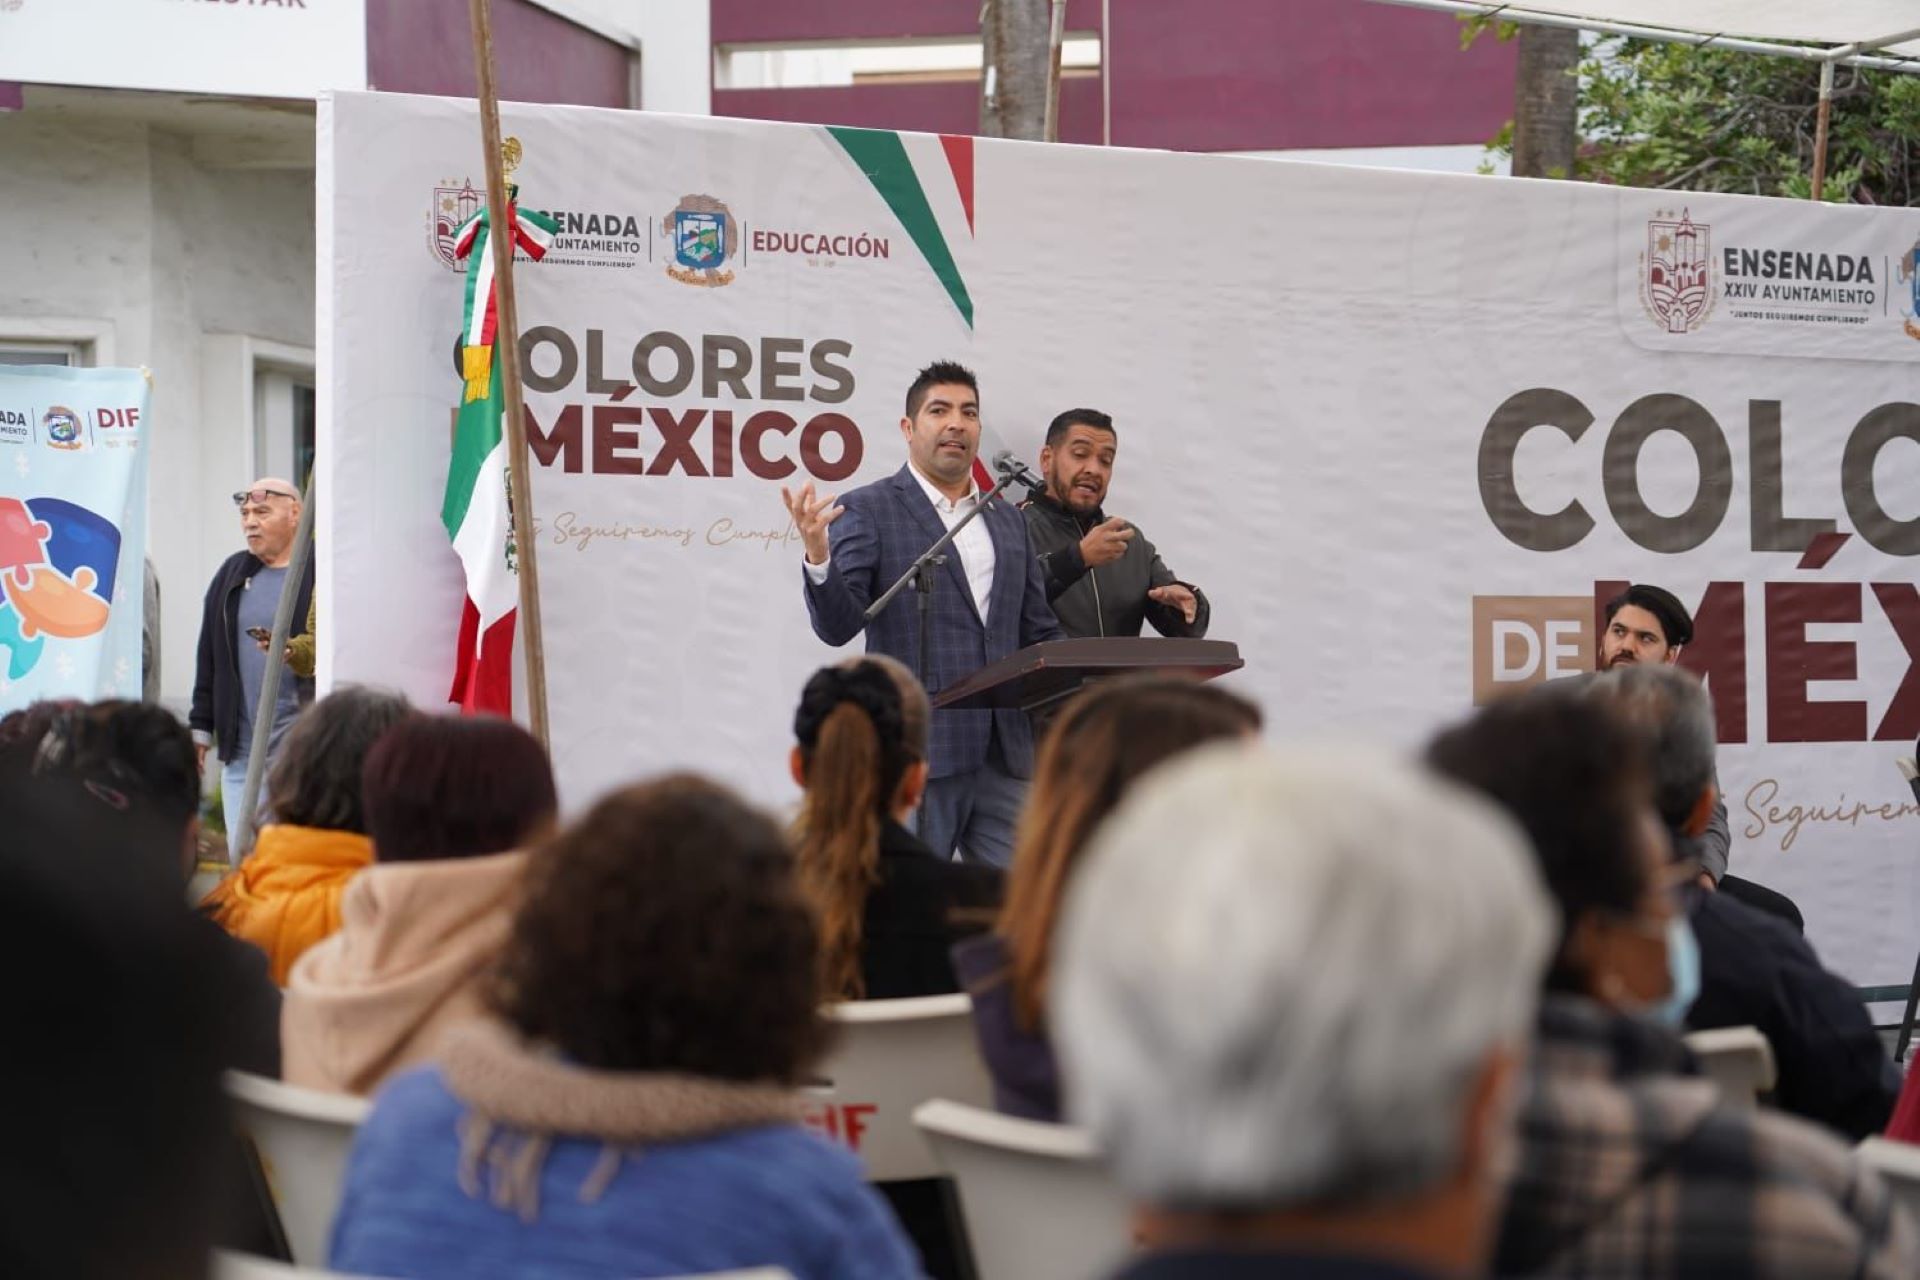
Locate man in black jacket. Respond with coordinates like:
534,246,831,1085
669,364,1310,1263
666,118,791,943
1020,409,1209,639
1597,662,1898,1139
189,478,314,842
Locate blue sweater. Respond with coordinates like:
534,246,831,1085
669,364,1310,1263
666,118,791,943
330,1066,923,1280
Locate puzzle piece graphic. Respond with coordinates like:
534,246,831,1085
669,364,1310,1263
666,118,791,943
0,599,44,681
3,562,109,640
0,497,52,589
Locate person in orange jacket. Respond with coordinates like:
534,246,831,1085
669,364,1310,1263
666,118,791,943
202,686,412,985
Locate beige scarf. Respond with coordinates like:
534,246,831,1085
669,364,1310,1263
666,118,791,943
439,1018,804,1223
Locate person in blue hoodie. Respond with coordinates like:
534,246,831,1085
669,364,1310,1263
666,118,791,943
330,773,922,1280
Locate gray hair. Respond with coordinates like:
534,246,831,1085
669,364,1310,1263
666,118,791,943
1053,742,1555,1210
1591,664,1716,830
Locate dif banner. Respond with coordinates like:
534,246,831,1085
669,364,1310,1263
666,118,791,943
0,365,149,711
319,92,1920,987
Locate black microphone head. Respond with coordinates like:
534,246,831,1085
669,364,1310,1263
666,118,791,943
991,449,1019,473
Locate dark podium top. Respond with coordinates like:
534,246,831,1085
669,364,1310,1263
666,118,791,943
931,638,1244,712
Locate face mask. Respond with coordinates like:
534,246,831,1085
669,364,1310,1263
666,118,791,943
1648,914,1700,1028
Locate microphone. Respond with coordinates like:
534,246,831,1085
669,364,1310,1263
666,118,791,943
991,449,1046,495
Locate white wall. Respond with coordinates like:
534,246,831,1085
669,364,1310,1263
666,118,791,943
0,109,314,710
558,0,711,115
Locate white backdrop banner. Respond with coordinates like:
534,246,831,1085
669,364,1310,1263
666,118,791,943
318,91,1920,988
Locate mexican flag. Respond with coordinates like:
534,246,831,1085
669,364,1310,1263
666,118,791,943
443,196,558,714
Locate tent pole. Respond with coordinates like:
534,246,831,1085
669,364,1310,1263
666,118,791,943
1811,58,1835,200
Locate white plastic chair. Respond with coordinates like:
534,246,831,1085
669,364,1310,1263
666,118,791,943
1858,1138,1920,1226
914,1098,1131,1280
1683,1025,1777,1106
806,994,994,1181
213,1253,794,1280
225,1071,372,1268
212,1251,374,1279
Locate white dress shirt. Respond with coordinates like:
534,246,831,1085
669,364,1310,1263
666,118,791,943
803,461,997,624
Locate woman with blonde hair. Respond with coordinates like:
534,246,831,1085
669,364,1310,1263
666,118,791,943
954,676,1261,1121
790,655,1001,1001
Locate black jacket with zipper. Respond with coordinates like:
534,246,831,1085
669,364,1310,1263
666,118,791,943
1020,492,1209,639
189,549,315,761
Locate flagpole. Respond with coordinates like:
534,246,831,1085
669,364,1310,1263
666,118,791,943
468,0,551,748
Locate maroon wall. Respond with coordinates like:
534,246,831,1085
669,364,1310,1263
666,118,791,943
712,0,1105,44
710,0,1516,152
367,0,630,108
1108,0,1515,151
716,78,1104,145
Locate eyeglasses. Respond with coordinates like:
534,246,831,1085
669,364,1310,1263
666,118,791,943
233,489,297,508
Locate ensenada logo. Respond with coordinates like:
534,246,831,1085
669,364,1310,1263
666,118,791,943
430,177,648,272
428,179,483,273
1639,209,1714,334
0,406,29,446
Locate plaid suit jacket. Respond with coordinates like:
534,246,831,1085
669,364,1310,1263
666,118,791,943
802,464,1064,779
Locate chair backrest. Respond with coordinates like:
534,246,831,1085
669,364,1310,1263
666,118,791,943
805,994,994,1181
212,1251,368,1280
1858,1138,1920,1226
213,1252,795,1280
224,1071,372,1268
1682,1025,1777,1105
914,1098,1130,1280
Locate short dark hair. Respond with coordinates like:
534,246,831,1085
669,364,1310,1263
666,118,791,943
493,773,829,1082
32,700,199,835
1604,584,1693,649
904,360,979,418
266,686,413,834
0,771,231,1280
362,713,557,863
1045,408,1117,449
1425,683,1655,994
0,699,79,774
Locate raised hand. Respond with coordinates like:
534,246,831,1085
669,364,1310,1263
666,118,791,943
1148,583,1198,624
1079,516,1135,568
781,481,844,566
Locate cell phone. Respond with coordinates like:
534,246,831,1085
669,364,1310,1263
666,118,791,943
246,626,273,643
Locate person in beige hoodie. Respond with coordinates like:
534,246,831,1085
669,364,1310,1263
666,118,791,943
281,713,557,1095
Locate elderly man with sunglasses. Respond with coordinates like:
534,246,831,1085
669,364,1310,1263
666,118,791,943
188,478,315,845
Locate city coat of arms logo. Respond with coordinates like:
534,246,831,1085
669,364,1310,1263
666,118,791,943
662,194,737,287
1640,209,1714,334
1897,234,1920,341
429,179,484,272
42,406,83,451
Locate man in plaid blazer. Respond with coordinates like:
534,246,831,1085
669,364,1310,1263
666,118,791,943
786,361,1063,865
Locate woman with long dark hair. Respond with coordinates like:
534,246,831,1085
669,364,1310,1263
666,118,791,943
790,656,1001,1001
954,676,1261,1120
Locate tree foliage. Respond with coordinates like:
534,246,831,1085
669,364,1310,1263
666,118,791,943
1579,38,1920,203
1471,24,1920,204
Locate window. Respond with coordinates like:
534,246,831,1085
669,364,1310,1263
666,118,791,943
254,367,317,488
0,340,84,367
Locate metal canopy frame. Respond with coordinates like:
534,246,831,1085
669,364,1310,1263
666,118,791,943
1372,0,1920,198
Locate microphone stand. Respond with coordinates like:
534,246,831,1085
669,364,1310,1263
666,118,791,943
864,465,1028,693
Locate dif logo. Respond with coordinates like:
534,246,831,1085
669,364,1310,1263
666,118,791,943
1471,596,1594,703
